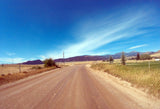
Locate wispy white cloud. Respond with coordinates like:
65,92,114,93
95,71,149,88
129,44,147,50
6,52,16,56
0,52,27,64
44,6,155,59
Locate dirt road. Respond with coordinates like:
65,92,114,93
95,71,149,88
0,65,159,109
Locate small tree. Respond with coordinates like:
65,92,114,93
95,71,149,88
44,58,56,67
136,52,140,60
109,56,114,64
121,52,126,65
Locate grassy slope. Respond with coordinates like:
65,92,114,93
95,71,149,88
91,61,160,98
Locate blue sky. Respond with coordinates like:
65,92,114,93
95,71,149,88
0,0,160,63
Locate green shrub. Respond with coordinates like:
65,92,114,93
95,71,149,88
121,52,126,65
109,56,114,64
31,66,42,69
43,58,56,67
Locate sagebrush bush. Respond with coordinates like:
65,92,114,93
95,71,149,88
31,66,42,69
43,58,56,67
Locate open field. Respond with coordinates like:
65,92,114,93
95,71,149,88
110,58,157,64
0,66,57,86
91,61,160,98
56,59,158,66
0,64,58,86
56,61,101,66
0,64,44,75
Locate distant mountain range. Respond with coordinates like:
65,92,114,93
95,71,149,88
22,60,43,65
22,50,160,64
54,55,107,62
55,51,142,62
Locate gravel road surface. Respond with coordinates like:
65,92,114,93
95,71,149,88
0,65,159,109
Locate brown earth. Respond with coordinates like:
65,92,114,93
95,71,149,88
0,65,159,109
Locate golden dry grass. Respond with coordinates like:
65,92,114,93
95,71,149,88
56,61,102,66
151,52,160,57
0,66,57,86
91,61,160,98
0,64,44,75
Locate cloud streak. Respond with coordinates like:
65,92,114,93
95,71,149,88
44,6,156,59
129,44,147,50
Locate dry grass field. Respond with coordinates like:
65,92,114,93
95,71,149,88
91,60,160,98
56,61,101,66
0,65,57,86
0,64,44,75
0,62,96,86
151,52,160,57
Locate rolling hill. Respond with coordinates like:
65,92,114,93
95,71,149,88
21,50,159,64
151,50,160,58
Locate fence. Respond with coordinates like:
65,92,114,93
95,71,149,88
0,64,44,75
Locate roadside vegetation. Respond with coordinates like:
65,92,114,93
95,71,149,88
121,52,126,65
0,64,44,75
109,56,114,64
44,58,57,67
91,61,160,98
0,66,57,86
0,58,59,86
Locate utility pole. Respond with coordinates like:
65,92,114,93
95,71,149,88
63,51,65,65
12,58,14,64
19,64,21,73
148,61,150,72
